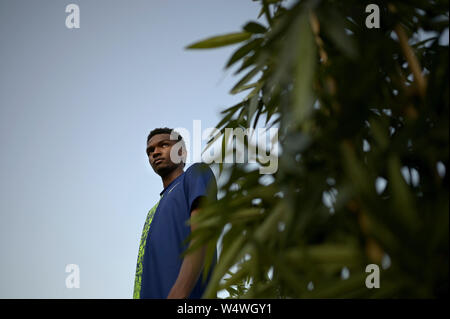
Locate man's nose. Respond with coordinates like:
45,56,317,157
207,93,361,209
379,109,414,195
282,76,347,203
152,148,162,159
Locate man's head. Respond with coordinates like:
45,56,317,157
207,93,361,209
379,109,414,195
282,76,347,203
146,127,186,177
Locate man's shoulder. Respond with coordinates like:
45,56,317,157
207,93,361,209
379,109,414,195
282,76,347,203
185,162,214,178
183,163,218,202
183,163,217,191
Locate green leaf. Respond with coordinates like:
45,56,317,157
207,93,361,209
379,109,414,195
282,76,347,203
247,95,259,127
341,141,372,196
387,156,420,232
306,244,361,264
232,82,258,95
203,236,247,298
243,21,268,34
220,101,246,115
226,38,264,68
370,119,390,151
318,8,358,59
230,64,264,94
262,0,273,26
254,202,284,243
186,32,252,49
291,12,317,128
257,6,265,19
219,261,251,291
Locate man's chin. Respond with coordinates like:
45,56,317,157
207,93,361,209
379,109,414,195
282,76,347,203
154,164,167,175
154,163,177,176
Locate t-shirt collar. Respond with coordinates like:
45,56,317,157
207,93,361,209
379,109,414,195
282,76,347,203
159,172,184,197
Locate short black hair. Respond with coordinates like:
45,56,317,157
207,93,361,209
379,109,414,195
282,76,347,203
147,127,183,144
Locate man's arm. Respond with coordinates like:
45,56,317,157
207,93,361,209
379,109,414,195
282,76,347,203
167,203,206,299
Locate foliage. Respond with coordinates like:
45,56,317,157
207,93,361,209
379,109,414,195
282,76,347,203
186,0,449,298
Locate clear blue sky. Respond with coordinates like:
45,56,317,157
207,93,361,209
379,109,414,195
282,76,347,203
0,0,262,298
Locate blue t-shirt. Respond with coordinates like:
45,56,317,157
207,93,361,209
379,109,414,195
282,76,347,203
134,163,217,299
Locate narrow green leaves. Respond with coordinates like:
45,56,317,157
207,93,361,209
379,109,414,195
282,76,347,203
186,0,449,299
230,64,264,94
387,156,420,232
225,38,264,68
292,11,317,129
186,32,252,49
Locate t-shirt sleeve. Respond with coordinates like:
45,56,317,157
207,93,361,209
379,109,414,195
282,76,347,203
184,163,217,214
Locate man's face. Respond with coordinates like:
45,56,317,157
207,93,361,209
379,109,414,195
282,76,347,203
146,133,184,176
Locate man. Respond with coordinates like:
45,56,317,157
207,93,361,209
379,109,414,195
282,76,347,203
133,127,217,299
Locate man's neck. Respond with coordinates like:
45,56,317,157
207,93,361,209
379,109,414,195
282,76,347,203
162,166,184,189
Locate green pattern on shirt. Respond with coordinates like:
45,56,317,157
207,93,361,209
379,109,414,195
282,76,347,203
133,199,161,299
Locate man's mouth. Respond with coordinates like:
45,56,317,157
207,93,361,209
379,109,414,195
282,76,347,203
154,158,164,166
